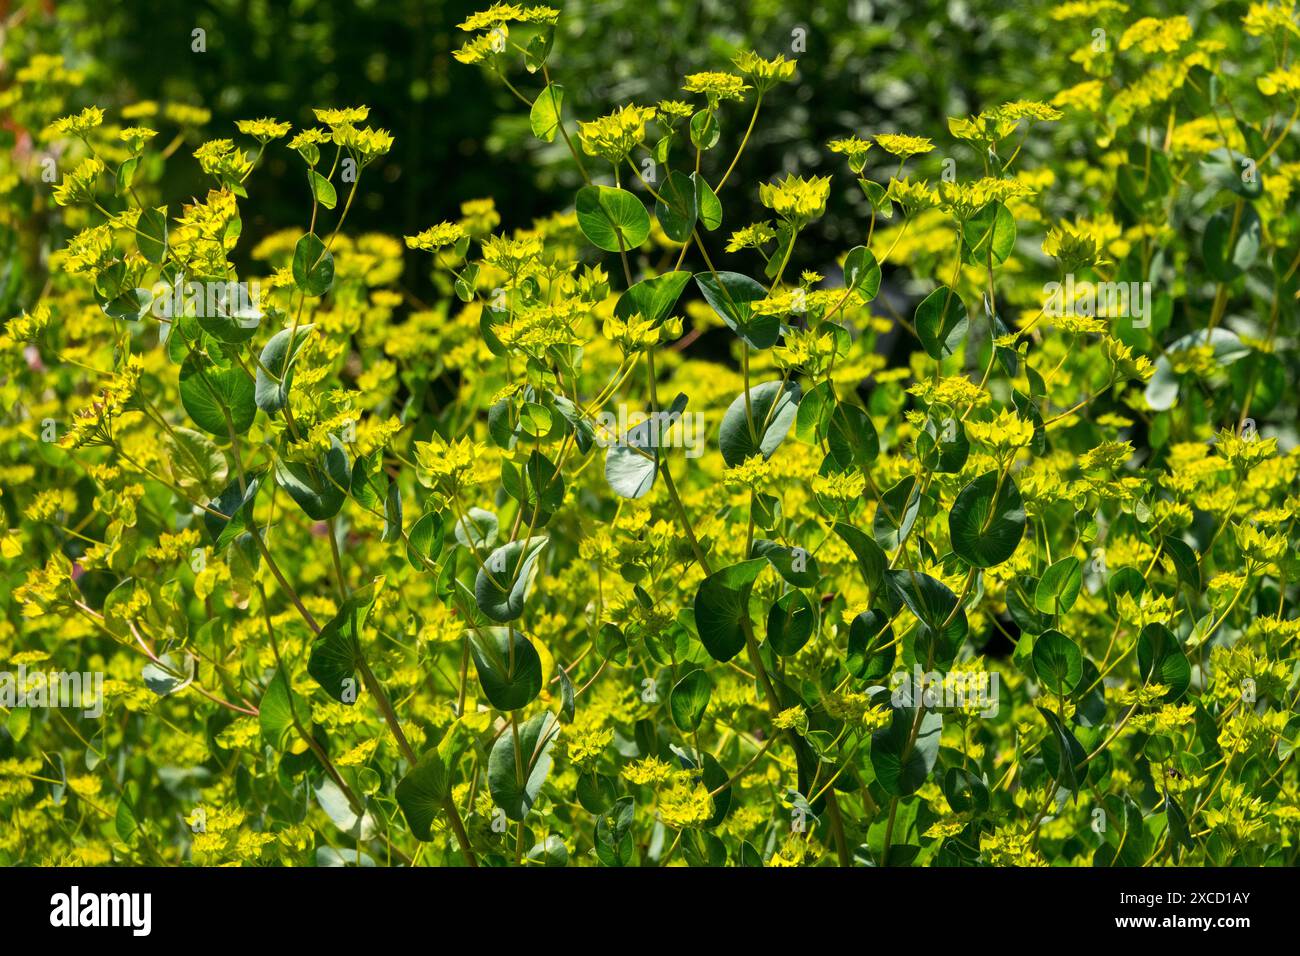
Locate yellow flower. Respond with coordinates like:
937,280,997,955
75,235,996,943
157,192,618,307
732,51,796,93
726,221,777,252
622,755,675,785
1258,64,1300,97
886,177,939,215
1235,523,1287,564
1119,16,1193,54
313,106,370,127
758,173,831,226
1215,428,1278,471
46,106,104,138
413,435,492,494
812,470,866,502
1243,1,1300,38
657,776,714,828
1079,440,1133,472
965,408,1035,457
405,222,467,252
682,71,750,102
119,126,158,153
52,157,104,206
457,3,558,31
577,104,656,163
875,132,935,158
1052,80,1105,113
235,117,292,141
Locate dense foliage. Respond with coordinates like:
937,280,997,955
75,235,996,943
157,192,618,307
2,1,1300,867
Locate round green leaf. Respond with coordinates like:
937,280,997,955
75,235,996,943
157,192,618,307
1035,556,1083,614
180,350,257,437
692,558,766,662
1032,629,1082,694
669,670,713,731
474,536,549,622
843,245,881,300
576,185,650,252
469,626,543,711
292,232,335,297
488,711,559,821
719,380,801,466
914,285,970,359
765,589,815,656
1137,623,1191,701
949,470,1026,568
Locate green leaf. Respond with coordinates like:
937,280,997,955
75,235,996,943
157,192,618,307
871,705,942,797
1137,623,1191,700
872,475,921,551
834,522,886,592
529,83,564,142
180,351,257,436
751,538,820,587
949,471,1026,568
962,201,1015,266
843,245,881,300
292,233,334,296
914,285,970,359
309,170,337,210
307,582,381,703
694,271,779,349
489,711,559,821
886,570,967,669
795,380,834,443
455,507,498,550
274,435,350,520
406,511,445,571
396,748,452,841
692,558,766,662
669,669,712,731
718,380,801,466
259,668,298,748
1145,328,1249,411
604,415,658,499
475,536,548,622
943,766,990,814
576,185,651,252
613,270,692,326
689,109,719,150
469,627,543,711
1203,203,1261,281
204,471,263,549
1035,556,1083,614
137,206,168,264
654,170,698,243
695,172,722,230
115,781,142,844
765,590,815,656
846,609,894,680
168,425,227,495
1040,707,1087,793
826,401,879,469
1032,629,1082,694
256,323,314,413
595,796,636,866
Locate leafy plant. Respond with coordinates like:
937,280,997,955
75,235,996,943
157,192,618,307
1,0,1299,868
